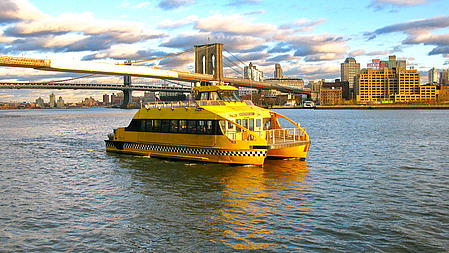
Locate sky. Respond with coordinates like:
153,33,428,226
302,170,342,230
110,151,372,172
0,0,448,102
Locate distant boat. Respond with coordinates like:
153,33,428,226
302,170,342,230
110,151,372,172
303,101,315,108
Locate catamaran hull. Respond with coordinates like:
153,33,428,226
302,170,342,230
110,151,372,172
267,142,310,160
105,140,267,165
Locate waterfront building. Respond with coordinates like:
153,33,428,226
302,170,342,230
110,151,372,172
320,87,343,105
274,64,283,79
322,79,350,100
428,68,439,84
440,69,448,85
56,96,64,108
49,93,56,108
35,97,44,107
341,57,360,93
356,58,438,103
103,94,110,105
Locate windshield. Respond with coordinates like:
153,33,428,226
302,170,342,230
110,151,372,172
219,90,241,101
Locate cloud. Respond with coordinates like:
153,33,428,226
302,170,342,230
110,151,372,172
285,63,340,80
371,0,428,7
82,44,169,60
160,32,265,52
349,49,366,57
0,0,44,22
266,54,296,63
158,15,198,29
227,0,261,6
291,18,326,32
158,0,194,10
195,14,276,37
243,10,265,16
0,11,166,54
366,16,449,56
120,1,151,9
285,34,347,60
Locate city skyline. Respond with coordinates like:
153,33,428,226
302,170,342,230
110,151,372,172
0,0,448,102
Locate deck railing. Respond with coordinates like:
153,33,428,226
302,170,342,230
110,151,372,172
265,127,307,145
143,99,253,109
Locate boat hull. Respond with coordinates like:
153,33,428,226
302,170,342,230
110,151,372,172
267,141,310,160
105,140,266,165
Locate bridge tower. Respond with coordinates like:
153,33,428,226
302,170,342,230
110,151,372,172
194,43,223,83
121,75,132,108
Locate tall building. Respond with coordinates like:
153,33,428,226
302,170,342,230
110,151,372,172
244,62,263,81
381,55,406,70
274,64,283,79
340,57,360,93
35,97,44,107
428,67,439,84
356,57,438,103
56,96,64,108
439,69,448,85
49,93,56,107
103,94,110,105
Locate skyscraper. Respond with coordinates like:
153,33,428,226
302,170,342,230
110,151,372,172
341,57,360,93
440,69,448,85
274,64,283,79
428,67,439,84
49,93,56,107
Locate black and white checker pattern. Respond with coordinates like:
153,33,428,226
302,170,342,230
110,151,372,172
119,142,267,157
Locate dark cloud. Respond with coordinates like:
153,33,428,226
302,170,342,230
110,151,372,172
365,16,449,56
268,43,292,53
160,34,210,49
266,54,294,63
429,46,449,56
158,0,194,10
0,0,20,22
371,16,449,35
239,45,268,53
82,49,169,61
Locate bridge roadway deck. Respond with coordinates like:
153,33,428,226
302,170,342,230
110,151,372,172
0,82,191,92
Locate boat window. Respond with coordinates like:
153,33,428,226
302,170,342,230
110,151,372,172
243,119,248,129
125,119,140,131
219,90,241,101
206,120,213,134
153,120,161,132
198,120,206,134
145,119,153,132
236,119,241,132
249,119,254,131
161,120,170,133
263,118,271,130
209,92,219,100
256,119,261,128
179,120,188,133
188,120,197,134
170,120,179,133
124,119,222,135
228,122,234,130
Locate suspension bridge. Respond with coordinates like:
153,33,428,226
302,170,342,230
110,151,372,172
0,43,311,107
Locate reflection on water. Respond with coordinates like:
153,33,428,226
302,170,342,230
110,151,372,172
210,159,309,250
114,155,310,250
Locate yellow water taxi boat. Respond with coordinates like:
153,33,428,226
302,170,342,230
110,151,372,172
105,83,310,166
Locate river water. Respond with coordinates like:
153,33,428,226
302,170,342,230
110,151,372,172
0,108,448,252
